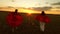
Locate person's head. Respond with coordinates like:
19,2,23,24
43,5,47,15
41,11,46,16
14,9,18,14
15,9,18,13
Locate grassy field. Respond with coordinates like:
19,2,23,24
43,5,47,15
0,11,60,34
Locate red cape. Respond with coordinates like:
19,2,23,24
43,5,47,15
6,12,23,28
36,15,50,23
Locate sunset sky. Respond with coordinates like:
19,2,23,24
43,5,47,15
0,0,60,14
0,0,60,8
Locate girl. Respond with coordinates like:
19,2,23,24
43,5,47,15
36,11,50,32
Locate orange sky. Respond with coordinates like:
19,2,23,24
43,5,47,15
0,7,60,15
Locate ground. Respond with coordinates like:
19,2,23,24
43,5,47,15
0,11,60,34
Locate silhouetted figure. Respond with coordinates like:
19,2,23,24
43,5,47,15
36,11,50,32
6,9,23,32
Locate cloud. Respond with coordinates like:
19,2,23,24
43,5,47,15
32,7,52,11
41,7,52,11
51,2,60,5
56,7,60,9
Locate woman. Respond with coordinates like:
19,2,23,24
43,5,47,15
6,9,23,32
36,11,50,32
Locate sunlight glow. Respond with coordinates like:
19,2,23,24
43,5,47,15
18,8,40,13
0,8,60,15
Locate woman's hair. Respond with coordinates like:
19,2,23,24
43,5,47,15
15,9,18,13
41,11,46,15
14,9,18,15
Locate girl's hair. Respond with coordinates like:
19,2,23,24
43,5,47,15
15,9,18,13
14,9,18,15
41,11,46,15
